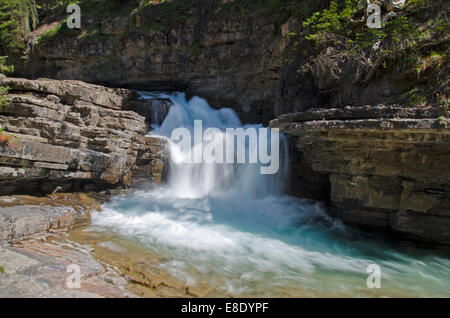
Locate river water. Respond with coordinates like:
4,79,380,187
90,92,450,297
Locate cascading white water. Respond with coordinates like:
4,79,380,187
146,92,289,199
91,92,450,297
137,91,172,128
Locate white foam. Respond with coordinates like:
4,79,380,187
91,92,450,297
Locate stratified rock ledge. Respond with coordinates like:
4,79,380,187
271,106,450,245
0,76,168,195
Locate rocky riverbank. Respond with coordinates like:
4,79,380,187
0,192,137,298
0,193,233,298
0,76,236,297
0,76,177,297
0,239,136,298
271,106,450,245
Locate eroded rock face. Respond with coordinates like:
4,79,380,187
0,76,168,195
271,106,450,245
18,2,294,124
12,0,446,126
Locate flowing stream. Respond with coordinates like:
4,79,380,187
91,92,450,297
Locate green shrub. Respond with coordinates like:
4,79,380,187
0,0,38,55
0,85,8,108
36,0,75,22
302,0,360,41
299,0,449,107
0,55,13,108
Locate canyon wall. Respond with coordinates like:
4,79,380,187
1,0,448,245
14,0,447,125
271,106,450,245
0,76,168,195
18,0,296,124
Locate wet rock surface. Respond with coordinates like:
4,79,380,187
67,226,233,298
271,106,450,245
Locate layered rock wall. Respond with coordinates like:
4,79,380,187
271,106,450,244
0,76,168,195
18,1,295,124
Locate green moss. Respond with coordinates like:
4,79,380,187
0,55,12,109
0,85,9,107
0,88,8,109
0,265,5,274
36,15,82,45
0,55,13,74
35,0,75,23
414,51,445,75
188,42,202,62
402,88,426,106
36,23,61,44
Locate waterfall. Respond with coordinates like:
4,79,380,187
90,92,450,297
139,92,289,199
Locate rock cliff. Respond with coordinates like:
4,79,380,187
18,0,296,124
12,0,447,125
271,106,450,244
0,76,168,195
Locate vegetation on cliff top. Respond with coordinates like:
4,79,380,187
296,0,449,110
0,0,38,55
0,55,13,142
